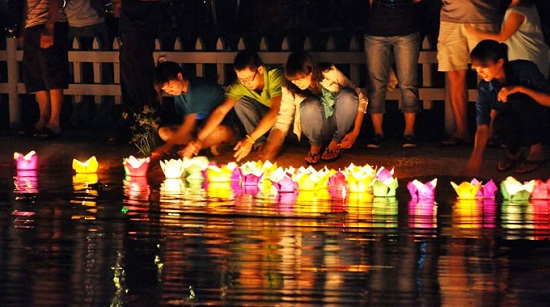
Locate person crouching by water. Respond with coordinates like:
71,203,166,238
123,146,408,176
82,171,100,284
151,61,238,159
467,40,550,175
258,51,368,165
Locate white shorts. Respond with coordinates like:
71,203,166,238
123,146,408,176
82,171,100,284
437,21,498,71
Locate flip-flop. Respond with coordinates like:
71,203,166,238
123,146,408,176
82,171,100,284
516,160,545,174
321,147,343,162
305,151,321,165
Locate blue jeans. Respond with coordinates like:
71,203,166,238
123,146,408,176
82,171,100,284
299,88,358,146
365,32,420,114
234,96,270,146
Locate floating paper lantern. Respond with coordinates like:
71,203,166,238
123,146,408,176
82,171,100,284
240,160,275,186
206,162,241,182
269,167,298,193
160,158,185,178
500,176,535,201
407,178,437,199
345,163,376,193
293,166,332,191
531,179,550,199
372,167,398,197
182,156,209,181
14,151,38,170
72,156,99,174
123,156,150,177
450,180,482,199
471,178,498,199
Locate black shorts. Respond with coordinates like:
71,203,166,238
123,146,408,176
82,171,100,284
23,22,70,93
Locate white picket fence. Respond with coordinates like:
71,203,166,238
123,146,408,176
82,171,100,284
0,35,479,131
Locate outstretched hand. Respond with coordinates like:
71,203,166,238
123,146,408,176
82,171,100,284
233,139,253,162
181,139,202,158
338,131,358,149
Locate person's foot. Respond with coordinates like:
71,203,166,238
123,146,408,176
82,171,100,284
367,134,384,149
402,135,418,148
497,151,523,172
515,159,545,174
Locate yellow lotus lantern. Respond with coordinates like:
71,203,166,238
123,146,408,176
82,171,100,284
72,156,99,174
345,163,376,193
450,180,482,199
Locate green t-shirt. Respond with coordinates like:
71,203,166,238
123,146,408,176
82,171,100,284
225,67,284,108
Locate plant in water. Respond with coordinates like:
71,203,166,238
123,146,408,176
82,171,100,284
123,105,160,156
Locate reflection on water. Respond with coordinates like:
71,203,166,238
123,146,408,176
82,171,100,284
1,171,549,306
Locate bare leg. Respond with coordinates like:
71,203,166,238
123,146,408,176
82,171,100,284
35,90,50,130
47,89,63,133
404,112,416,136
447,70,471,141
526,143,545,161
371,113,384,136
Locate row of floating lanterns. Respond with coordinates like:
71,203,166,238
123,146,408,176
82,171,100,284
14,151,550,201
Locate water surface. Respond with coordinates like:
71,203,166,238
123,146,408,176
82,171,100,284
1,170,549,306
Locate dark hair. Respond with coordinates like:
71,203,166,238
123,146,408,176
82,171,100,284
470,40,508,66
284,51,329,96
234,50,263,71
154,61,185,87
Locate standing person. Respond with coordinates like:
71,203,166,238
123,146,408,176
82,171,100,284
65,0,113,127
467,40,549,175
150,61,238,159
464,0,549,78
110,0,161,143
258,52,368,164
365,0,421,149
182,50,284,162
438,0,502,146
21,0,69,139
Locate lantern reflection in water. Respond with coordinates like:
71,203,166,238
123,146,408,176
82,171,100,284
453,199,496,230
501,200,534,240
71,173,99,221
372,197,398,228
533,200,550,240
408,199,437,234
12,169,39,228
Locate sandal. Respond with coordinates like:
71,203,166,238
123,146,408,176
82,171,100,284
497,153,523,172
321,147,343,162
305,151,321,165
516,159,545,174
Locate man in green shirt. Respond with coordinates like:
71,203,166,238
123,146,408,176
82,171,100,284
182,50,284,162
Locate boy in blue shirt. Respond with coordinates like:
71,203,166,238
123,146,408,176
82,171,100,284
151,61,238,159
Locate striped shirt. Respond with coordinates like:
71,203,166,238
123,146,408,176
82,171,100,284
25,0,67,29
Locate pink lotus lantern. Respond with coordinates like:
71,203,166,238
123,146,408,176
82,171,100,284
531,179,550,199
269,167,298,193
240,160,275,187
123,156,150,177
14,151,38,170
72,156,99,174
470,178,498,198
328,170,348,201
372,167,398,197
407,178,437,199
450,180,482,199
160,158,185,178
